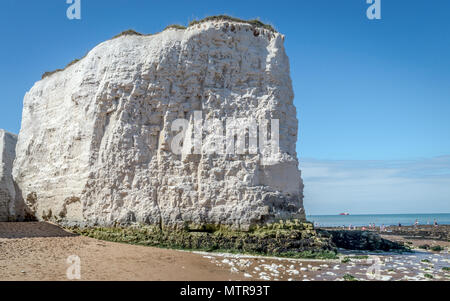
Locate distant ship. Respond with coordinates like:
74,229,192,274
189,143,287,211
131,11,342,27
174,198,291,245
339,213,350,216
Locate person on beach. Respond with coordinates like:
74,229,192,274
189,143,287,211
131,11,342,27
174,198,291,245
434,219,438,227
414,219,419,228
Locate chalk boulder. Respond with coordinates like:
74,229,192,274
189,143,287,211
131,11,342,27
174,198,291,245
13,18,305,229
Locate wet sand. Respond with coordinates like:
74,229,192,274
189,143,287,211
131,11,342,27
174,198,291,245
197,249,449,281
0,222,449,281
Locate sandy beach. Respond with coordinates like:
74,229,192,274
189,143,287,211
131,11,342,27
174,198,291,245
0,222,248,281
0,222,448,281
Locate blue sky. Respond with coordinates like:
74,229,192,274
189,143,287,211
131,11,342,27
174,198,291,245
0,0,449,214
301,156,450,215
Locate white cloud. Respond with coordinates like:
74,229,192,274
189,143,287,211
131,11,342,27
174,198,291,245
300,156,450,215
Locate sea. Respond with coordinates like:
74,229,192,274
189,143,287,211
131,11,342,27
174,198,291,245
307,213,450,227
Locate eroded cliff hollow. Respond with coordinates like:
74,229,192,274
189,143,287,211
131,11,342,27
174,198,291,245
13,17,305,230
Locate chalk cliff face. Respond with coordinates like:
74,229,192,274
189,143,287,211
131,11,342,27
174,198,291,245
13,19,305,229
0,130,19,221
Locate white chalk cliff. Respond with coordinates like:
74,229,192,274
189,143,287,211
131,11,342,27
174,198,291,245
13,18,305,229
0,130,19,221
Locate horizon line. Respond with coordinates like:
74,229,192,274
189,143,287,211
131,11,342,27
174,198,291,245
307,212,450,216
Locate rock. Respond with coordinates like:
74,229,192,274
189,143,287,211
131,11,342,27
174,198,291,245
383,225,450,242
0,130,19,221
319,230,408,251
71,221,336,258
13,17,305,229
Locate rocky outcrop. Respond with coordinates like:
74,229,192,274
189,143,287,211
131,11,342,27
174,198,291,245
0,130,19,221
319,230,408,251
13,17,305,229
71,221,337,258
381,225,450,242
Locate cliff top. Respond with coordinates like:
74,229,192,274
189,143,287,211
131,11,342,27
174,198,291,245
113,15,276,39
41,15,276,79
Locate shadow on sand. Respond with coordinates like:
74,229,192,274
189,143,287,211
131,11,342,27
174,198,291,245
0,222,78,239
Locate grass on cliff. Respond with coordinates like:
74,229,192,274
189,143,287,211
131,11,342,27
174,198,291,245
41,57,85,79
109,15,276,39
41,58,82,79
67,221,338,260
111,29,144,39
188,15,276,32
41,15,275,79
164,24,188,30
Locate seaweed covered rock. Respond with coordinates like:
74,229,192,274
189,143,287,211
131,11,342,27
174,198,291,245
321,230,408,252
70,221,337,259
